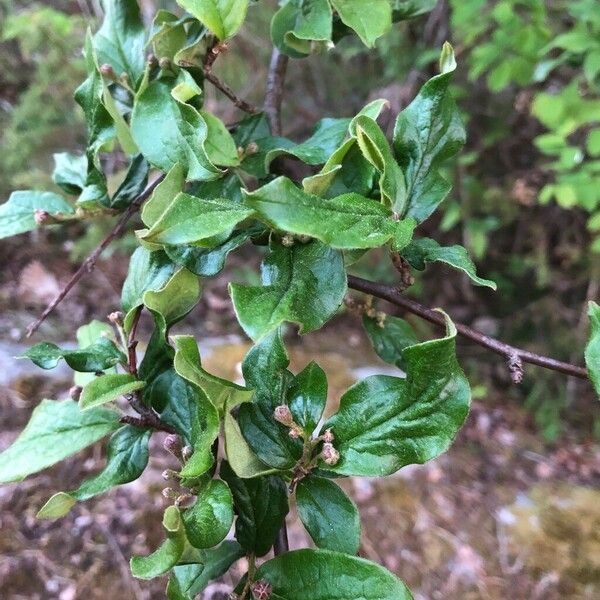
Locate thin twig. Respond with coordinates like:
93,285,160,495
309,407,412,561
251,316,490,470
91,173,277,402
203,70,258,114
25,174,166,338
264,48,289,136
347,275,589,381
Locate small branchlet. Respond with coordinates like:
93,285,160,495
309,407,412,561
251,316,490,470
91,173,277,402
390,252,415,291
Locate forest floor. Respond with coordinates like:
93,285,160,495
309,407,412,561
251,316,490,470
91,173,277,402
1,237,599,600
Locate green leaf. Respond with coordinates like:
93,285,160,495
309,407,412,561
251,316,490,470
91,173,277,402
287,361,327,434
244,177,416,250
74,320,118,386
391,0,436,21
363,315,419,370
585,301,600,395
79,373,145,410
166,541,244,600
330,0,391,48
0,400,120,484
131,80,220,181
142,163,186,228
131,506,186,579
94,0,146,88
150,10,188,63
20,338,125,372
254,549,413,599
296,476,360,555
166,225,265,277
0,191,74,239
238,330,303,470
52,152,87,195
200,111,241,167
176,0,249,40
230,239,347,341
220,461,289,556
402,238,497,289
38,425,151,518
183,479,234,548
110,155,149,209
354,115,405,211
323,314,470,476
393,43,465,223
142,192,254,246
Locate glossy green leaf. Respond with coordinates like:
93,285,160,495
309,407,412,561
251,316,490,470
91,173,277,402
230,239,347,341
254,549,413,599
20,338,125,372
52,152,87,195
166,541,244,600
402,238,497,289
74,320,118,386
296,476,360,555
287,361,327,434
183,479,234,548
0,191,74,239
244,177,416,250
142,163,186,228
391,0,436,20
176,0,249,40
143,192,253,246
354,115,405,211
393,43,465,223
330,0,391,48
110,155,149,209
38,425,151,518
0,400,120,484
79,373,145,410
200,111,241,167
363,315,419,370
323,314,470,476
131,506,186,579
150,10,188,63
585,301,600,395
220,461,289,556
131,79,220,181
94,0,146,88
238,330,303,470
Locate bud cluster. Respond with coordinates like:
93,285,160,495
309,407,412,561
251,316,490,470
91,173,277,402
273,405,304,439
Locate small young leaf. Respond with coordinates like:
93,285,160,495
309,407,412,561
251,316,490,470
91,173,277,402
0,191,74,239
585,301,600,395
230,239,347,341
52,152,87,195
296,476,360,555
109,155,149,209
363,315,419,370
131,506,186,579
244,177,416,250
183,479,234,549
79,373,145,410
287,361,327,434
402,238,497,289
20,338,125,372
176,0,249,40
323,314,470,476
220,461,289,556
0,400,120,484
254,549,413,599
142,163,186,228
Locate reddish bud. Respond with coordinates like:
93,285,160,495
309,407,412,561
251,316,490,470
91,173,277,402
69,385,82,401
245,142,259,155
108,311,124,325
34,209,50,225
162,487,178,499
251,580,272,600
288,427,302,439
323,428,335,443
158,56,171,70
322,442,340,466
163,434,182,458
273,405,294,426
99,63,114,77
182,445,193,461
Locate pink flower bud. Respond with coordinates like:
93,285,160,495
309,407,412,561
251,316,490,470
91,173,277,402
251,580,272,600
34,209,50,225
99,63,114,77
182,445,193,461
69,385,82,401
108,311,124,325
322,442,340,466
163,434,182,458
323,428,335,443
273,405,294,426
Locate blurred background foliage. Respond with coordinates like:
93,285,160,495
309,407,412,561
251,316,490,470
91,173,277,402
1,0,599,440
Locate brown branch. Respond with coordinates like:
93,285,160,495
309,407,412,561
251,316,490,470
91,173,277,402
203,70,258,114
25,174,166,338
120,414,176,434
264,48,289,136
347,275,589,381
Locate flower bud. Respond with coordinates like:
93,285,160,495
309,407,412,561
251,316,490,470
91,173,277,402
323,428,335,443
273,405,294,427
108,311,124,325
322,442,340,466
251,580,272,600
162,487,178,499
163,434,182,458
288,426,302,439
34,209,50,225
69,385,82,401
174,493,194,508
99,63,114,77
182,445,193,461
162,469,178,481
147,53,157,66
158,56,171,70
245,142,259,155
